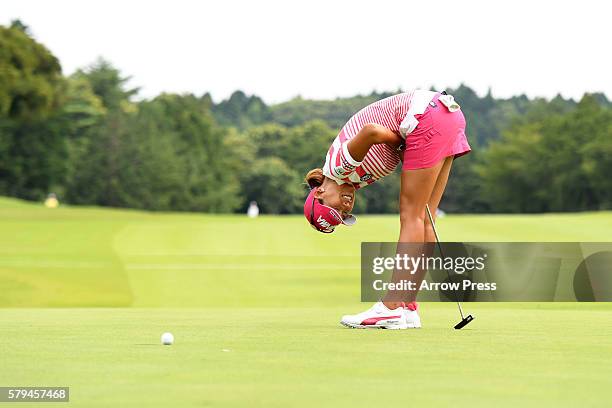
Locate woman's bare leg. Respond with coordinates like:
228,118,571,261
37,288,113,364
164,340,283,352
383,158,447,308
424,157,454,242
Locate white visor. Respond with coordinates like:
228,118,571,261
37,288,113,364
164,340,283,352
342,215,357,226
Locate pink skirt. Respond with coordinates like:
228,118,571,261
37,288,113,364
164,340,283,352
402,93,471,170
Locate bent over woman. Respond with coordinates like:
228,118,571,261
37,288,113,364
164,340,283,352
303,90,471,329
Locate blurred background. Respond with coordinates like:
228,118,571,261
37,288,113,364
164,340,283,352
1,0,611,215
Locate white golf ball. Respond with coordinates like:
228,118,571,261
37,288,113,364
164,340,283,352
161,332,174,345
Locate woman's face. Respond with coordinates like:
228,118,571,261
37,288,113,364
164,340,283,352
314,178,356,217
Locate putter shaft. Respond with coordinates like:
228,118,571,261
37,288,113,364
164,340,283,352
425,204,472,328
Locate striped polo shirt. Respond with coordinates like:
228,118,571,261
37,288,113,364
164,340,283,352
323,90,436,188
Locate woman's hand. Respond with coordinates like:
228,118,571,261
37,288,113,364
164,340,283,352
369,124,403,147
381,131,404,150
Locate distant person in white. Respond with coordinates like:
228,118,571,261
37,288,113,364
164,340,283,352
247,201,260,218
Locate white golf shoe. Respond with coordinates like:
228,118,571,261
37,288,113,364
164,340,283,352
340,301,421,329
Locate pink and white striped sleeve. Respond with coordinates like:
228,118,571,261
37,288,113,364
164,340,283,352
324,140,362,180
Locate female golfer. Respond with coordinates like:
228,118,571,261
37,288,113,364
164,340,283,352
303,90,471,329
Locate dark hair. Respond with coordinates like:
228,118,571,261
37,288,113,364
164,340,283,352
305,168,324,189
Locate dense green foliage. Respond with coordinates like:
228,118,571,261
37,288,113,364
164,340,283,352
478,95,612,212
0,22,65,200
1,22,611,213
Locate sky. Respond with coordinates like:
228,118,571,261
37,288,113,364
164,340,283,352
3,0,611,104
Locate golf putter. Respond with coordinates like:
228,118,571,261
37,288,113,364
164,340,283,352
425,204,475,330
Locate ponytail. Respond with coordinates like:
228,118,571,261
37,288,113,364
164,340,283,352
305,168,324,189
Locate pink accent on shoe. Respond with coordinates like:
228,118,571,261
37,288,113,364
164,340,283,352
407,301,418,311
361,316,401,325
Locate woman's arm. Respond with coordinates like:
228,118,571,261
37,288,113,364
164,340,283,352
346,124,403,161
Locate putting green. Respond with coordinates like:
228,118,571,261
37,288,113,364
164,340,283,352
1,197,611,406
1,305,611,407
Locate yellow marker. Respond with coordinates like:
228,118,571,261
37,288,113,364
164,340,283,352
44,196,59,208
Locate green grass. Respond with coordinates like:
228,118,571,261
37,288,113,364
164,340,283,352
1,196,612,407
2,305,612,407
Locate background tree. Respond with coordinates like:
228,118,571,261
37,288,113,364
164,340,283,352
0,22,65,199
212,91,271,129
240,157,303,214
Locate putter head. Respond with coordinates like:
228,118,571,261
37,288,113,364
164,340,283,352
454,314,474,330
